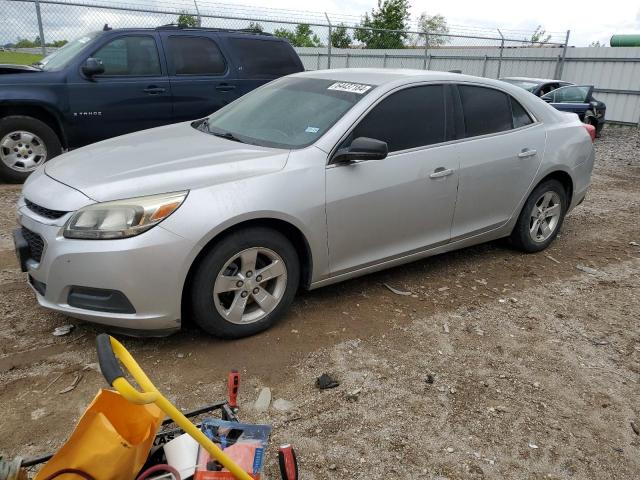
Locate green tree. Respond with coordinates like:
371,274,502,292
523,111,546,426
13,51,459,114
355,0,411,49
331,23,352,48
417,13,450,47
177,12,198,28
247,22,264,33
47,39,68,48
528,25,551,45
274,24,321,47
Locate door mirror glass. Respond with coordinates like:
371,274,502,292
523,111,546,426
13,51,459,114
333,137,388,163
82,57,105,77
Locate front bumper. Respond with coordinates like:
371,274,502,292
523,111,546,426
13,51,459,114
17,204,196,334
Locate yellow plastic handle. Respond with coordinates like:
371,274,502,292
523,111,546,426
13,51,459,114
96,335,254,480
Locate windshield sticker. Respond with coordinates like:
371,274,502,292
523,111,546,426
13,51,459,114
305,126,320,133
328,82,372,94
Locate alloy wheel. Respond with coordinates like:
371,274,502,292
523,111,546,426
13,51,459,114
529,191,562,243
0,130,48,172
213,247,288,324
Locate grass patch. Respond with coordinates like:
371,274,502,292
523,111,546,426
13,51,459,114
0,51,43,66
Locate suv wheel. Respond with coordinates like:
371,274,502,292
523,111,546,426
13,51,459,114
190,227,300,338
0,115,62,183
510,179,567,252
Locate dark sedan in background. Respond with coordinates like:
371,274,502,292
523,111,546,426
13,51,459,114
501,77,606,136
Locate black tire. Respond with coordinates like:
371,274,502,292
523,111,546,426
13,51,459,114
510,179,567,253
0,115,62,183
190,227,300,339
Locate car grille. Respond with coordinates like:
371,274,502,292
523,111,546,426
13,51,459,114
25,198,68,220
22,227,45,263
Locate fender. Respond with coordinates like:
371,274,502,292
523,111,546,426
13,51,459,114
0,97,69,148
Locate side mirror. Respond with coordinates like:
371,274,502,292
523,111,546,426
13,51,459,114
332,137,388,164
82,57,105,77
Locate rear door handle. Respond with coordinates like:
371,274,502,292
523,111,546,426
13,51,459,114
143,86,166,94
429,167,454,179
518,149,537,158
216,84,237,92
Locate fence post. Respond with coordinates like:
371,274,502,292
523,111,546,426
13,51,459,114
556,30,570,79
325,13,332,69
193,0,202,27
496,29,504,79
35,0,46,56
317,53,320,70
346,53,350,68
383,53,388,68
423,31,429,69
482,55,488,77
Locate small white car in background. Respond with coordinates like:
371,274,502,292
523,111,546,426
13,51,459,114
15,69,595,338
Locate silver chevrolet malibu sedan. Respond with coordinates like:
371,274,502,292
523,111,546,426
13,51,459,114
15,69,595,338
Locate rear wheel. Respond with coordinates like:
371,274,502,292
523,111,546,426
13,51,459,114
510,179,567,252
0,115,62,183
190,227,300,338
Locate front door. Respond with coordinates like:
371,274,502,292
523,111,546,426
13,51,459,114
68,33,172,146
542,85,594,119
451,84,546,240
326,84,459,276
160,33,240,122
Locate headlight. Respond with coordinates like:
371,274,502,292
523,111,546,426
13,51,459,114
63,191,188,239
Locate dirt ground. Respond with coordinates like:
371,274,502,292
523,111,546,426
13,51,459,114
0,127,638,479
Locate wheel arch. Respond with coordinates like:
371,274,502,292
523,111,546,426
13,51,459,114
536,169,574,205
0,102,67,148
180,217,314,319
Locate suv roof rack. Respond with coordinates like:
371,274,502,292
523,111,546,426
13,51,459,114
155,24,273,36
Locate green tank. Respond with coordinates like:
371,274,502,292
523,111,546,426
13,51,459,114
610,34,640,47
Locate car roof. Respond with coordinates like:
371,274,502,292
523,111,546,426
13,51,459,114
501,76,565,84
102,26,276,38
293,68,510,87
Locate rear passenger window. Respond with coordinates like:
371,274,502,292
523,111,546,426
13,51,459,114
229,38,301,77
511,97,533,128
93,36,160,76
459,85,512,137
350,85,446,152
168,36,226,75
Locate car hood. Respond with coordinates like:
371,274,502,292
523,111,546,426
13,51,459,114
45,122,290,202
0,63,41,74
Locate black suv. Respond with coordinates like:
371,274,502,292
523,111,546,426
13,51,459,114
0,26,304,182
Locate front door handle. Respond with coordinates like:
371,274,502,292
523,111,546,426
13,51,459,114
216,84,237,92
429,167,454,179
518,149,537,158
143,86,166,95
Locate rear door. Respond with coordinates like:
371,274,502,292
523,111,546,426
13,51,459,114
160,32,240,122
450,84,546,240
224,36,304,96
67,33,172,145
542,85,594,119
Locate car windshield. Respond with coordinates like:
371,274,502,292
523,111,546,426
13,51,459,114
38,31,100,71
501,79,539,92
200,77,374,149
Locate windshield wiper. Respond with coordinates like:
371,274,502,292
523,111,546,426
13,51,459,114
210,129,245,144
31,62,43,70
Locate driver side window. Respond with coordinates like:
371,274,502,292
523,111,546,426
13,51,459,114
347,85,447,153
92,36,161,76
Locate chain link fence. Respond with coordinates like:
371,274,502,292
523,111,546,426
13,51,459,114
2,0,570,80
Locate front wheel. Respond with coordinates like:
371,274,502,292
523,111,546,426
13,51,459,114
0,115,62,183
190,227,300,338
510,179,567,252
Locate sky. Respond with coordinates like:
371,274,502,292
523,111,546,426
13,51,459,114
212,0,640,46
3,0,640,47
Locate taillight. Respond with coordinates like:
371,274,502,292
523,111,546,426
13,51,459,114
583,123,596,142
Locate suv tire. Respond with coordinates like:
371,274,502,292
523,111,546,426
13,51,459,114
0,115,62,183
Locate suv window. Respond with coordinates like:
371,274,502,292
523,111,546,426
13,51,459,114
459,85,512,137
93,35,161,76
349,85,447,152
229,38,301,77
168,36,226,75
